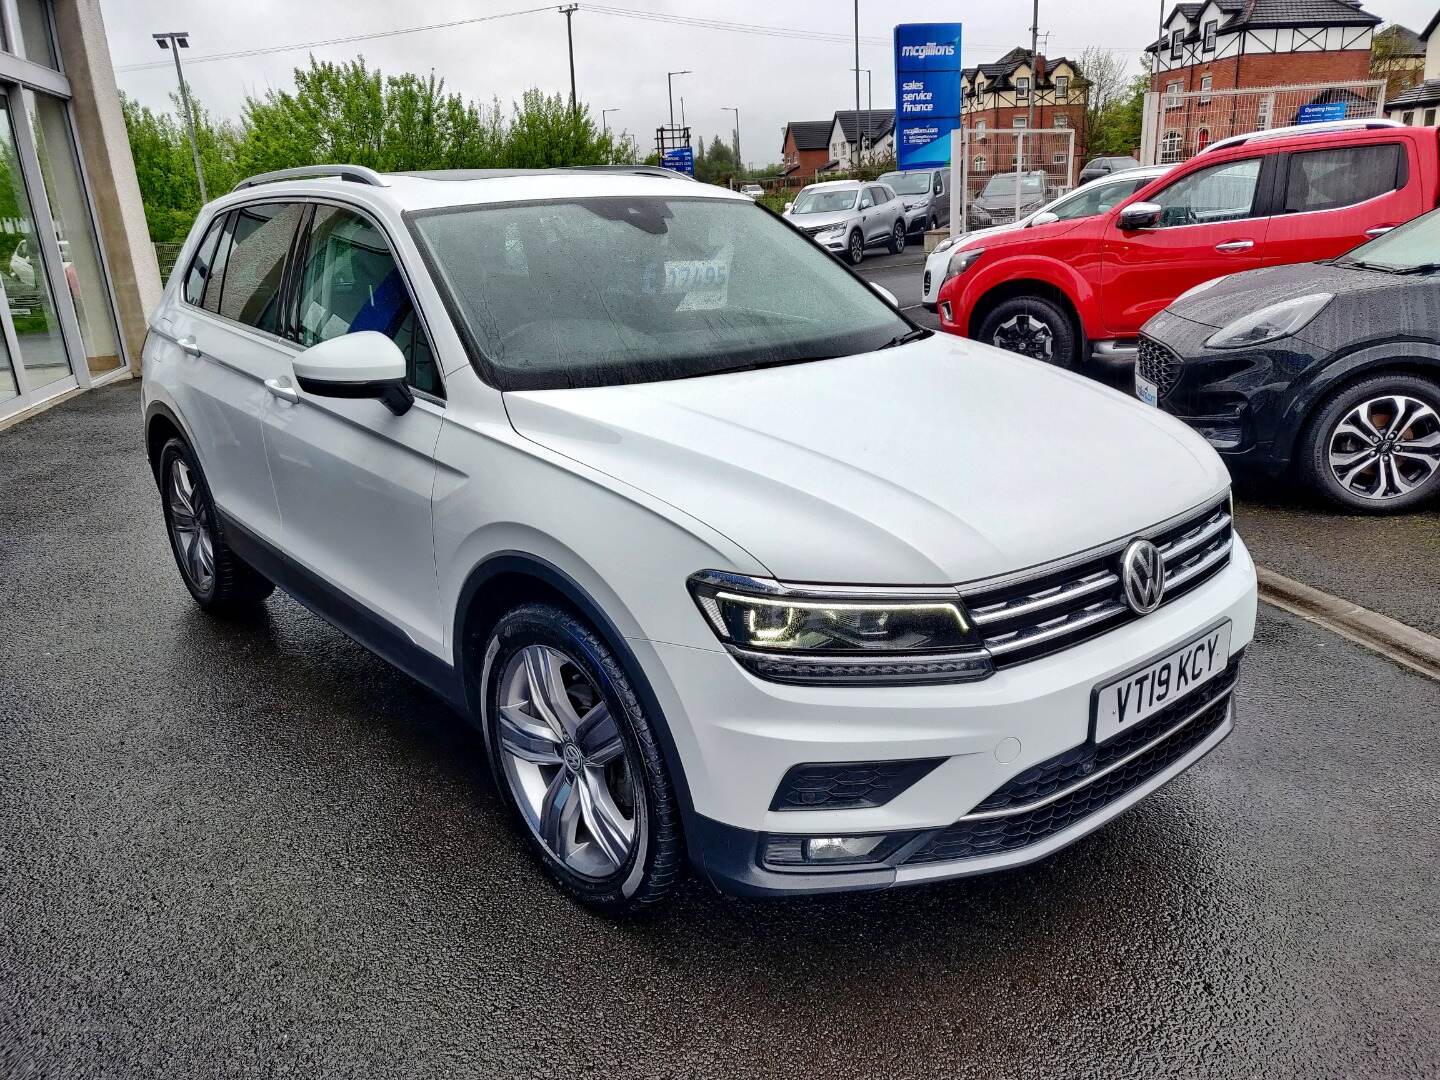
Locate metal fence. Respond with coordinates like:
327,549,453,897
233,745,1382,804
950,127,1076,234
153,242,184,282
1140,80,1387,165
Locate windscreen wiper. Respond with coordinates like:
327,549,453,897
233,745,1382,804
698,355,839,379
1391,262,1440,275
878,328,931,349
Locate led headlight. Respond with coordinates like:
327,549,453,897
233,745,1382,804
1205,293,1331,350
933,236,959,254
815,224,846,239
687,571,992,686
946,246,985,280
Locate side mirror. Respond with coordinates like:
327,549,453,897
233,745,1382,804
292,331,413,416
1028,211,1060,227
869,281,899,307
783,201,793,214
1117,201,1163,231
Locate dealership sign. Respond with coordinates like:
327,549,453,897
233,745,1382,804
1297,101,1348,124
661,146,695,175
894,22,963,170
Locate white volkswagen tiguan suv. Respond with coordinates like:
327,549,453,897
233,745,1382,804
143,164,1257,914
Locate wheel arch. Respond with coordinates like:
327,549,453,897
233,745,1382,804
144,401,191,485
1275,346,1440,468
961,259,1093,341
452,551,700,828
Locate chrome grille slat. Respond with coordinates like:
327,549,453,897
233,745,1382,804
961,499,1233,668
970,569,1117,627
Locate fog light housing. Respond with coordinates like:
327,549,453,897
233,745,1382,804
763,833,896,868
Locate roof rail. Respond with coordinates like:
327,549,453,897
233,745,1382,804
232,164,390,191
564,165,696,181
1197,118,1404,156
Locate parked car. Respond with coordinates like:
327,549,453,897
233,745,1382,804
142,163,1256,914
738,183,765,199
922,166,1171,310
937,121,1440,370
877,168,950,235
784,178,906,263
1138,206,1440,512
965,170,1050,230
1078,156,1142,186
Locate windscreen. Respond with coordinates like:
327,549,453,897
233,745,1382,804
791,188,858,214
411,196,912,390
982,173,1046,197
1336,204,1440,272
879,172,933,196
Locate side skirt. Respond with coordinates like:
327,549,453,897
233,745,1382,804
220,511,465,711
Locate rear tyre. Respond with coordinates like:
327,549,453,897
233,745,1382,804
157,438,273,614
975,295,1078,370
481,603,685,915
1298,374,1440,513
888,220,906,254
847,229,864,266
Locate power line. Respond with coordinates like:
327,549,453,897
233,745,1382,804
114,5,557,73
583,5,889,47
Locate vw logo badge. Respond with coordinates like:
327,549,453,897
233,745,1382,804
1121,539,1166,615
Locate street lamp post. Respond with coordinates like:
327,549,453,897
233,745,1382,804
602,108,619,137
850,67,872,162
666,70,691,129
722,106,740,172
153,31,207,203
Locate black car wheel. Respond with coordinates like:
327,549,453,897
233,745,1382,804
481,603,685,915
976,296,1078,370
888,220,906,255
1300,374,1440,512
847,230,864,265
157,437,273,613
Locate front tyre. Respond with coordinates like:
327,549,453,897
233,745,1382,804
1299,374,1440,512
481,603,684,915
847,229,864,265
888,220,906,254
157,437,273,613
975,295,1078,370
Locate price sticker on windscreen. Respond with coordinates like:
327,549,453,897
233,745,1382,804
664,258,731,310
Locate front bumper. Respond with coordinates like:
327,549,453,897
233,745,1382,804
635,538,1258,896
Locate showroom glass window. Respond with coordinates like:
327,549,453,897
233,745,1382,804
11,0,57,69
294,205,442,397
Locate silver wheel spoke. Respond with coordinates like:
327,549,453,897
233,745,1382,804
575,701,623,765
497,703,564,764
539,771,580,858
522,646,583,736
1384,455,1416,495
1339,452,1379,488
576,768,633,869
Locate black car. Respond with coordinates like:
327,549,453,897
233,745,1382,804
1077,156,1140,186
1137,209,1440,513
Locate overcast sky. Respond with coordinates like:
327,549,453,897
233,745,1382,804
101,0,1440,168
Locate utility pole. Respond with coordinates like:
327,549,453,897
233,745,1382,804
1028,0,1039,132
722,106,740,172
853,0,862,170
559,5,579,114
153,31,207,204
667,70,691,129
851,68,872,162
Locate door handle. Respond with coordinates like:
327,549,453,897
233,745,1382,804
176,336,202,357
1214,240,1254,253
264,377,300,404
1365,226,1396,238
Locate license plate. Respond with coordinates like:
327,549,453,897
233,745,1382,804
1136,374,1159,407
1093,623,1231,744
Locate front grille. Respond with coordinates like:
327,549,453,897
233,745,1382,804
960,498,1233,669
799,223,829,237
770,757,944,811
902,674,1235,865
1137,334,1184,399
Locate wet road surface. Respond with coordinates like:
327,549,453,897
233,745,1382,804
3,383,1438,1078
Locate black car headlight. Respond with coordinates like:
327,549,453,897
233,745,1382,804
1204,293,1331,350
687,571,992,686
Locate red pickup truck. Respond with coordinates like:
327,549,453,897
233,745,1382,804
935,121,1440,370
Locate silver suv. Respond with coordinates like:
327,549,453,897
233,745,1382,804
878,169,949,236
784,179,906,264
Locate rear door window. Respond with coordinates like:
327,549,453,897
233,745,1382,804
217,202,304,335
183,215,226,307
1282,143,1404,214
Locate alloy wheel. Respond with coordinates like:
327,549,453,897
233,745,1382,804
992,313,1054,361
893,221,906,253
167,458,215,593
496,644,640,879
1326,394,1440,501
849,232,863,264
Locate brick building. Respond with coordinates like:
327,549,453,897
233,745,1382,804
1146,0,1381,161
961,48,1086,178
780,120,833,180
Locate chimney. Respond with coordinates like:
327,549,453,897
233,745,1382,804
1034,54,1048,84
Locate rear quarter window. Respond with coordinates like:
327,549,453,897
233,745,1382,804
1282,143,1405,214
